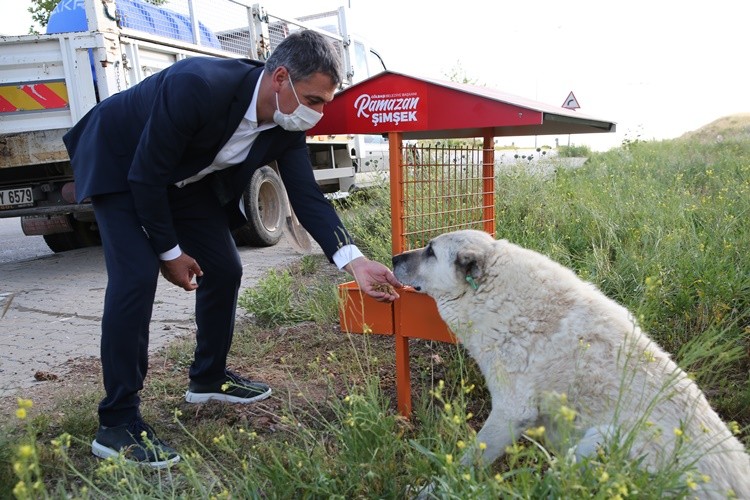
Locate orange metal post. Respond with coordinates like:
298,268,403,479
394,299,412,416
482,130,495,235
389,132,405,254
388,131,412,416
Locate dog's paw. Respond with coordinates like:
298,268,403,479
574,424,615,461
406,480,436,499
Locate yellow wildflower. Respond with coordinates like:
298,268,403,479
13,482,27,497
18,445,34,459
559,405,577,422
525,426,545,439
17,398,33,409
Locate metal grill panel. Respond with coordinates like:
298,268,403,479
117,1,346,60
399,144,494,250
265,11,346,66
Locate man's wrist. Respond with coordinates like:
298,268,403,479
332,244,364,270
159,245,182,261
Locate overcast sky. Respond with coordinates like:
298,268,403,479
2,0,748,151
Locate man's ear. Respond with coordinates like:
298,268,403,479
456,247,485,286
270,66,288,92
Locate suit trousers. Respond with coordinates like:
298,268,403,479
91,179,243,426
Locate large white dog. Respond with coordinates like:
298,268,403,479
392,229,750,498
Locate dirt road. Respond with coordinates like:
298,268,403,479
0,234,315,399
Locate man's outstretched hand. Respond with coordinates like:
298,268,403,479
160,252,203,291
345,256,402,302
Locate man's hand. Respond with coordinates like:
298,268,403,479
160,252,203,291
345,256,402,302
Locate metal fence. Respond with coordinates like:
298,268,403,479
119,0,346,61
397,144,495,251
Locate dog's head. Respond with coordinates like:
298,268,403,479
392,229,495,299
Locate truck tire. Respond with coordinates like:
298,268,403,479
232,166,286,247
43,232,79,253
42,216,101,253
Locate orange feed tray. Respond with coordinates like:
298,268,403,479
395,288,456,343
338,281,456,344
338,281,394,335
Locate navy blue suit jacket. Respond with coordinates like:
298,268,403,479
63,57,352,260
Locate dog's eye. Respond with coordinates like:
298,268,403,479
425,244,435,257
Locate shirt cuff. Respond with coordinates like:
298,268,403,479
159,244,182,261
332,244,364,270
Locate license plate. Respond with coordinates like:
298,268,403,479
0,187,34,210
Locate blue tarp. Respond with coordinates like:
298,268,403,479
47,0,221,49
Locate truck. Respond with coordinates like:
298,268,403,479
0,0,388,252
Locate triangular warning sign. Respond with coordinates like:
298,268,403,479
562,91,580,110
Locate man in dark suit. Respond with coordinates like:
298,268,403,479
63,29,401,467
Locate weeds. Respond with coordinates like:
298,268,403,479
237,261,340,327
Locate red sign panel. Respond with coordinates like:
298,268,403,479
350,81,429,132
310,72,545,137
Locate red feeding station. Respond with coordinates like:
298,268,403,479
308,70,616,416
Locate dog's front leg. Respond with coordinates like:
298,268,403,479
461,404,536,467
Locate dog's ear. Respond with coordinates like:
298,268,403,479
456,247,485,289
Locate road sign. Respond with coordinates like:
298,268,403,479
562,91,580,110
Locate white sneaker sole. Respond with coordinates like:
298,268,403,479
184,387,272,404
91,440,180,469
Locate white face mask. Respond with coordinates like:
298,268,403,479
273,75,323,131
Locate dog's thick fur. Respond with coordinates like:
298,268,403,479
392,229,750,498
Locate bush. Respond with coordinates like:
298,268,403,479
557,144,592,157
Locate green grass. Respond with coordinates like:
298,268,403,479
2,134,749,497
490,138,750,423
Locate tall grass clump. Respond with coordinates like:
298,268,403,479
337,184,393,265
494,137,750,424
237,255,341,327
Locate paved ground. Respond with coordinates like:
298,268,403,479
0,224,318,398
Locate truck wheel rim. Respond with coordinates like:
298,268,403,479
258,181,282,232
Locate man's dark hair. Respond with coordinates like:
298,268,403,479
265,30,343,86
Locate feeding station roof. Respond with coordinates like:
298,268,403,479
318,71,616,417
309,70,616,140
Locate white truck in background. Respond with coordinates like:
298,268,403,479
0,0,387,251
